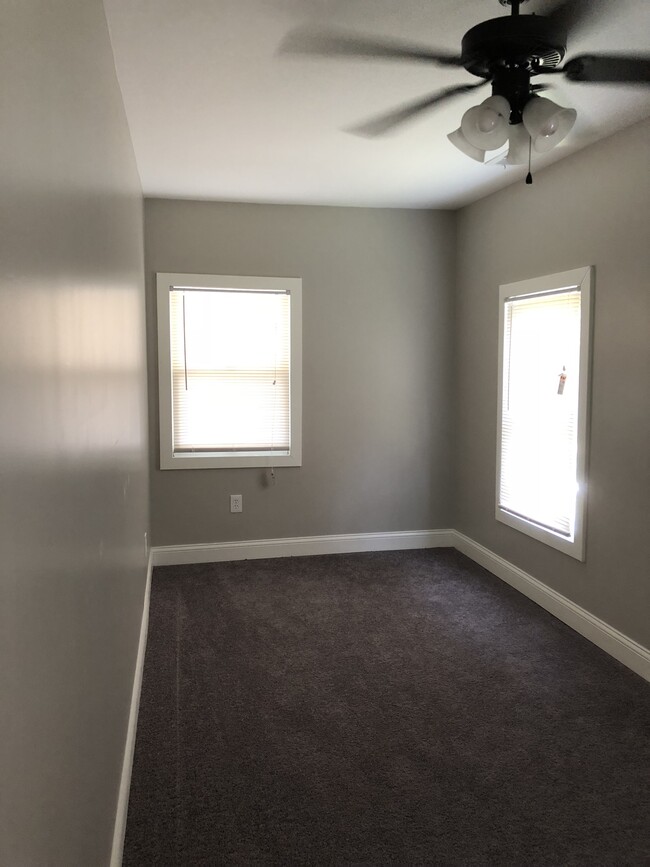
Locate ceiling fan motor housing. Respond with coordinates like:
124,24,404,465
462,16,566,76
461,16,566,122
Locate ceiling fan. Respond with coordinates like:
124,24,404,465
280,0,650,174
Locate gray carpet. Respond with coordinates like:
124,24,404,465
124,548,650,865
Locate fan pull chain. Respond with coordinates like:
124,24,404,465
525,135,533,185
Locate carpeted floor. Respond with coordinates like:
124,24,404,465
124,548,650,866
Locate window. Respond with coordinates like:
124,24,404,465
496,266,593,560
157,273,302,469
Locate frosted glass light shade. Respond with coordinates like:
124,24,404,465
447,128,485,162
523,97,577,153
461,95,511,149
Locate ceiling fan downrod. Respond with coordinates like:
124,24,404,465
499,0,530,12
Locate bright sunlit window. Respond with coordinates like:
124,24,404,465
157,273,302,469
496,266,593,560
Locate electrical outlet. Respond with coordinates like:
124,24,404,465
230,494,243,513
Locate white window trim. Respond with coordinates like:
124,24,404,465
157,272,302,470
495,266,593,561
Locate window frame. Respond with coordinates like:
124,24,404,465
495,266,593,561
156,272,302,470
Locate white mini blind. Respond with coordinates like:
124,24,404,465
169,287,291,455
499,289,581,537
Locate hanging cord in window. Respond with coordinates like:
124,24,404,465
182,292,188,391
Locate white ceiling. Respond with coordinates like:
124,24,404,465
103,0,650,209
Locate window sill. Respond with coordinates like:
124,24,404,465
160,451,302,470
496,506,585,561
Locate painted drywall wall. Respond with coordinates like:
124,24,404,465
0,1,149,864
455,119,650,648
145,200,455,546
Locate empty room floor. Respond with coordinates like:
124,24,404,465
124,548,650,865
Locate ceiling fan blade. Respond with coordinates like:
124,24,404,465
561,54,650,84
347,82,487,137
279,29,464,67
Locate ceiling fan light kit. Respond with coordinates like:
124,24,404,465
447,128,486,163
522,97,578,152
282,0,650,182
450,92,577,165
460,95,511,149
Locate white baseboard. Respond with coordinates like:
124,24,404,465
452,531,650,683
152,529,455,567
110,551,153,867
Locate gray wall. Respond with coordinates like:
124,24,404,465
145,200,456,546
0,1,149,864
454,119,650,648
